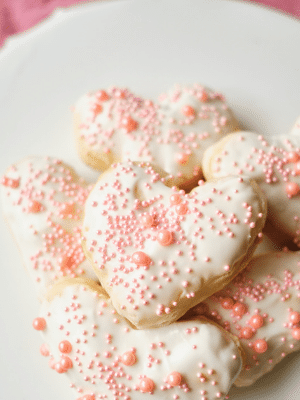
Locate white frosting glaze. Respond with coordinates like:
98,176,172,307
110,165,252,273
74,84,239,189
203,131,300,246
1,157,98,297
38,279,242,400
185,250,300,386
82,161,266,329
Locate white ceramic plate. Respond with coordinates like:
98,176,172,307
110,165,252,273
0,0,300,399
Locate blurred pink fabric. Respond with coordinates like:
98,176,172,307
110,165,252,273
0,0,299,47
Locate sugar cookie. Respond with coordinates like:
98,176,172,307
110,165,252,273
82,160,267,329
74,84,239,191
1,157,98,297
35,277,243,400
253,234,282,256
203,130,300,247
184,250,300,386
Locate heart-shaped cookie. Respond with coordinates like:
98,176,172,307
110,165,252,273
82,160,267,329
34,277,243,400
74,84,239,191
203,130,300,247
184,250,300,387
1,157,98,297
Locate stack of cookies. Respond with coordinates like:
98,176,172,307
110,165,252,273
2,84,300,400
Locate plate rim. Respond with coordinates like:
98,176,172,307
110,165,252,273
1,0,299,61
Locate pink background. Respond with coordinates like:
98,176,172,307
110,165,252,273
0,0,299,47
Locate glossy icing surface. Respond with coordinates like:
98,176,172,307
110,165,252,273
1,157,98,297
83,161,266,328
185,250,300,386
203,131,300,246
1,1,300,400
74,84,239,189
38,279,243,400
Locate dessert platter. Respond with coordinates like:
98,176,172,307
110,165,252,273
1,1,300,400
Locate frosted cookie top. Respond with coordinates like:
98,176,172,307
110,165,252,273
82,160,266,329
186,250,300,387
35,278,243,400
1,157,98,297
203,130,300,247
74,84,239,190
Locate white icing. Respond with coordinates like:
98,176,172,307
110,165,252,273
74,84,239,188
187,250,300,386
203,131,300,246
39,280,242,400
1,157,98,297
83,161,266,329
